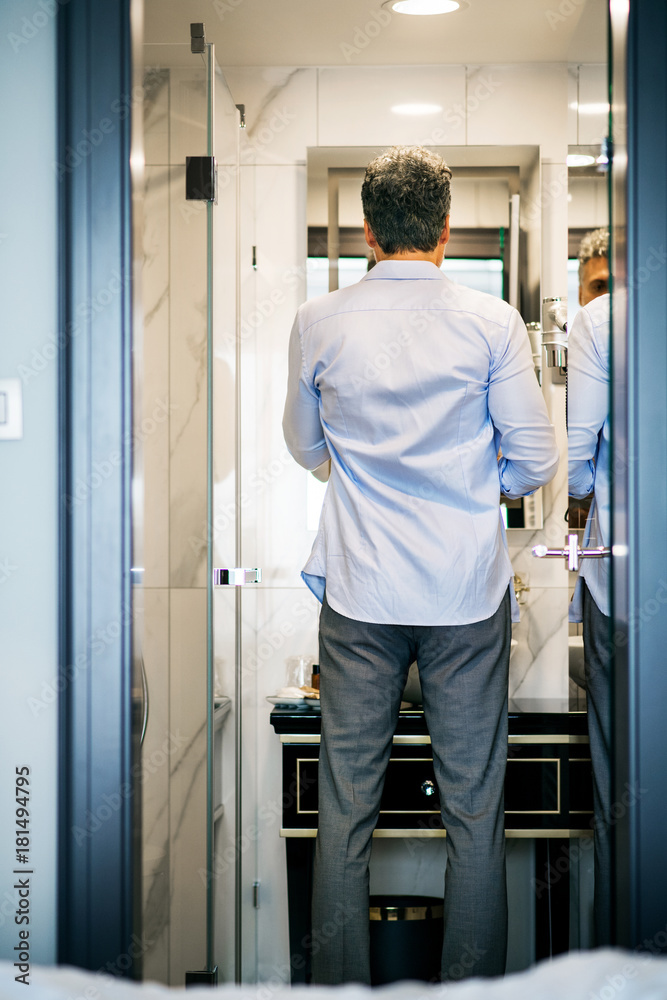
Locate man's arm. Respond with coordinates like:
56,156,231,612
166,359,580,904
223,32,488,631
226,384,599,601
568,303,609,498
282,312,331,471
490,310,560,499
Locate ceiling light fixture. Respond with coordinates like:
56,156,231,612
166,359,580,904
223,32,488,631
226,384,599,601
386,0,465,15
391,102,443,115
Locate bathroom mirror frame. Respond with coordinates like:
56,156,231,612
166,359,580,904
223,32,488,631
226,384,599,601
307,144,542,323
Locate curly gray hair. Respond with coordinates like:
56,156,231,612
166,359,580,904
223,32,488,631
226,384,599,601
577,227,609,283
361,146,452,255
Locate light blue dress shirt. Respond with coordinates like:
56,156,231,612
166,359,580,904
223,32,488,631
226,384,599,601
568,293,611,620
283,260,559,626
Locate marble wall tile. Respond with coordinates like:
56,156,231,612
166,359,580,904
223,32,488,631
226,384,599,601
466,64,569,163
168,67,208,166
142,165,171,589
238,164,313,585
509,586,569,707
240,586,321,982
144,68,169,166
541,161,570,295
220,67,317,165
169,165,208,589
577,64,608,146
318,65,467,148
141,587,170,982
567,66,579,146
211,586,236,983
169,588,208,983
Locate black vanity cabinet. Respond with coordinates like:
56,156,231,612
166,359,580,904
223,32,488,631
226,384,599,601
270,707,594,981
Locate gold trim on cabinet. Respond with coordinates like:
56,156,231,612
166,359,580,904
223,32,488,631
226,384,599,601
280,733,589,746
280,828,595,839
296,757,320,814
509,734,589,745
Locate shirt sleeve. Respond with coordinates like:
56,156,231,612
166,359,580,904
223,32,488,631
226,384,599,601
568,304,608,499
282,311,331,471
490,309,560,499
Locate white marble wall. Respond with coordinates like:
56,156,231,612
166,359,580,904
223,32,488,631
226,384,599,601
141,63,211,985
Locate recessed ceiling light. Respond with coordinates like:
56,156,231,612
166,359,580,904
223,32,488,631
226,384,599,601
566,153,596,167
392,103,443,115
387,0,464,14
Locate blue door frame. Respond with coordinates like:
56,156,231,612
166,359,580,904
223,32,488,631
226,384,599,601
57,0,137,970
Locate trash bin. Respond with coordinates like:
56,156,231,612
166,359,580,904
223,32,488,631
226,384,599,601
369,895,444,985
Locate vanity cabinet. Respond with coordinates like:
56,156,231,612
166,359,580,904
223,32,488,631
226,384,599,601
270,708,594,981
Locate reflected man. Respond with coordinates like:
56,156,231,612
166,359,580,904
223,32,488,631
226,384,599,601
568,290,612,945
578,227,609,306
283,146,559,983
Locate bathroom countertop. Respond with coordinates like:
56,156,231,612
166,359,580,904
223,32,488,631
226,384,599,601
270,706,588,739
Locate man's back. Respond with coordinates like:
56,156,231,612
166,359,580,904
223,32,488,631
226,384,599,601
284,259,558,626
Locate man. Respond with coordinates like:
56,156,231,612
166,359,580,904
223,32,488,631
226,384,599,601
578,227,609,306
568,292,612,945
282,146,559,984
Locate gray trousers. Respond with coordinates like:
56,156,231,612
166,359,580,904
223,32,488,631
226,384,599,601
582,582,613,946
312,590,511,985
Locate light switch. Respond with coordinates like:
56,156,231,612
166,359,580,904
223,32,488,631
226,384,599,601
0,379,23,440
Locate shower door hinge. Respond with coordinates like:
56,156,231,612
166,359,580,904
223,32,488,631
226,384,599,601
185,156,217,202
253,880,261,908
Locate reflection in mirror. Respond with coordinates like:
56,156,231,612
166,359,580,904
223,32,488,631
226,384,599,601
567,289,611,946
566,144,610,708
567,140,612,947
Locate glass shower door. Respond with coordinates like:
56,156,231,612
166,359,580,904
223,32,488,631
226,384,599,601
138,34,220,984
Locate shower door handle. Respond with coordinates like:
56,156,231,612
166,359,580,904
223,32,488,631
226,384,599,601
532,533,610,572
213,567,262,586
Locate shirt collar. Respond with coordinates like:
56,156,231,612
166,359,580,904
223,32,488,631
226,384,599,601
363,259,444,281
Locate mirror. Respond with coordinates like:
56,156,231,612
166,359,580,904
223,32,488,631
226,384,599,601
306,143,572,714
566,142,609,709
